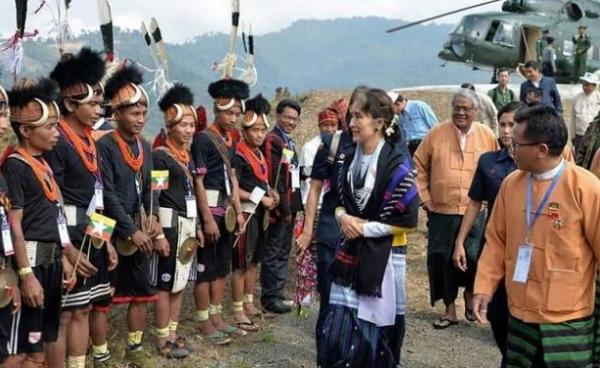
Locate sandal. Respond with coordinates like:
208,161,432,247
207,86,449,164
233,320,260,332
175,334,196,353
197,331,232,346
433,317,458,329
465,308,477,322
157,341,190,359
219,324,248,337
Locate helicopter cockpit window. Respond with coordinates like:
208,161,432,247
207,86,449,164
485,20,514,46
492,22,514,47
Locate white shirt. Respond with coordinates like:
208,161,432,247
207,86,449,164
571,90,600,137
476,93,499,135
299,134,324,208
533,159,564,181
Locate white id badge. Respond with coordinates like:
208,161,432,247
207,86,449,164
1,209,13,256
94,182,104,210
57,214,71,247
185,195,198,218
249,187,266,205
290,166,300,189
86,197,96,217
512,243,533,284
224,165,232,196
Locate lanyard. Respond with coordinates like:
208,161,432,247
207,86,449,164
525,161,565,242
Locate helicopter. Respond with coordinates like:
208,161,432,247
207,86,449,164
387,0,600,83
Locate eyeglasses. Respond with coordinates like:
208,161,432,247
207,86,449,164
452,106,475,114
280,114,301,123
512,139,544,150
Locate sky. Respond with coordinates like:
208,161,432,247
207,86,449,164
0,0,501,42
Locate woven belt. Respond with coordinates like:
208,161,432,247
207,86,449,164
159,207,187,228
205,189,230,208
25,241,61,267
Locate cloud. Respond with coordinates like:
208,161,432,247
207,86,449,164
0,0,500,42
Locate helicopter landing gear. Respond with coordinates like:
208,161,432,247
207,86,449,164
491,67,498,83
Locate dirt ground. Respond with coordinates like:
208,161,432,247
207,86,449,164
101,212,501,368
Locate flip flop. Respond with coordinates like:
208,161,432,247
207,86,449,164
197,331,232,346
219,325,248,337
233,320,260,332
465,308,477,322
433,317,458,329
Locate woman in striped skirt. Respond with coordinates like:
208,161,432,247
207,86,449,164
317,88,419,368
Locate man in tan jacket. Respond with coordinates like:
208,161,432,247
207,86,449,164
414,88,498,329
473,105,600,366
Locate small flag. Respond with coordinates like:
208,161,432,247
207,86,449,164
151,170,169,190
85,213,116,241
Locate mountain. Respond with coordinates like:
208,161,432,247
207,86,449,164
0,17,491,133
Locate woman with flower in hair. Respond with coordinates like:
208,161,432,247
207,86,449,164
318,88,420,368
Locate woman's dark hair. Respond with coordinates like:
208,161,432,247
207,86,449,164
344,85,369,128
275,99,301,116
514,105,567,157
497,101,526,121
353,88,402,143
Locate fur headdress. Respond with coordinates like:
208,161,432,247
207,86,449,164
8,78,60,127
158,83,196,127
104,64,148,109
208,79,249,112
242,93,270,129
50,47,105,102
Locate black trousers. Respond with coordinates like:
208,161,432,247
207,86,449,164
315,243,336,337
488,282,508,368
260,214,295,304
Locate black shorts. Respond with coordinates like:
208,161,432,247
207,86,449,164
112,244,157,304
196,216,232,282
0,303,18,362
153,227,194,292
63,229,112,309
232,214,263,271
17,260,62,354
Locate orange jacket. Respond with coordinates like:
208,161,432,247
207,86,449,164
414,120,498,215
475,162,600,323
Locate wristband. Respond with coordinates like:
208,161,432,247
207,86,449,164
155,234,166,240
17,267,33,278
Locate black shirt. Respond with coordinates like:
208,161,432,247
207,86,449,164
311,130,356,249
152,149,194,216
190,131,235,192
234,152,269,194
98,133,156,239
468,147,517,212
3,157,61,243
44,134,99,209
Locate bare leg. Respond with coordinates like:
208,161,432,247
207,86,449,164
67,307,91,356
127,302,147,334
168,292,184,342
154,291,170,348
194,282,218,336
209,278,232,330
243,264,260,316
45,309,72,367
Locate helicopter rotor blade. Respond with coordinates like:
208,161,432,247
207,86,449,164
386,0,503,33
